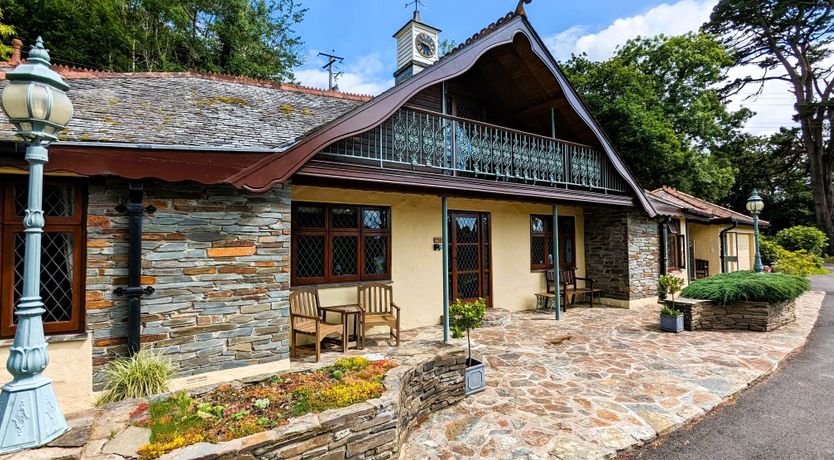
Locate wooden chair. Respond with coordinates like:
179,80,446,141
289,288,344,362
358,283,400,346
695,259,710,279
547,269,602,308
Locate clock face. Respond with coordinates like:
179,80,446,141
415,33,436,59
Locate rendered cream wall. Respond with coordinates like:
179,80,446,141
292,186,585,330
690,223,756,275
0,336,94,413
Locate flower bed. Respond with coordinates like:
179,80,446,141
135,357,397,459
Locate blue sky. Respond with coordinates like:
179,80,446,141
292,0,796,134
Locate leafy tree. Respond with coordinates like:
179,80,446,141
705,0,834,252
449,297,486,364
724,128,815,232
563,33,750,201
0,8,15,59
0,0,306,81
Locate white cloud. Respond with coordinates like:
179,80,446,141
545,0,799,135
294,51,393,96
546,0,718,61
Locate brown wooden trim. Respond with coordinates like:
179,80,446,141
291,202,392,287
297,160,636,207
448,210,492,307
21,145,271,185
225,15,657,217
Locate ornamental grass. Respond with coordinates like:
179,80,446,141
96,349,173,405
680,271,810,305
135,357,397,459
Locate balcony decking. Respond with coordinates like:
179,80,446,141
319,106,627,193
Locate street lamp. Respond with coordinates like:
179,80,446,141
0,37,73,453
746,189,765,274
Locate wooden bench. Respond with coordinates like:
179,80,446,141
540,269,603,308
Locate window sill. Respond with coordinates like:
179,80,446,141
292,280,393,290
0,331,88,347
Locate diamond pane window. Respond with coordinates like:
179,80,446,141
2,180,85,338
296,206,325,229
364,236,387,275
331,236,358,277
295,235,325,279
292,203,391,286
363,208,388,229
15,183,75,217
12,232,74,324
530,215,577,270
332,207,358,229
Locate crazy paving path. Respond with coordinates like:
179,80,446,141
400,292,824,460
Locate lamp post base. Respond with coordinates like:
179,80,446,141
0,375,68,454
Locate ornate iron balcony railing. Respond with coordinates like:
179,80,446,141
319,106,627,193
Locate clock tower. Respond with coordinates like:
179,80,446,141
393,10,441,85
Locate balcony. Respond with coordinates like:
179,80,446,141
319,106,627,193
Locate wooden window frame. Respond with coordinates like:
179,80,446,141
291,202,392,287
0,179,86,338
530,214,577,271
666,219,686,271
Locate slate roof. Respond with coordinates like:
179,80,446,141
648,186,768,226
0,70,370,150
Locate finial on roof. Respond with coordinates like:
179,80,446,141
515,0,532,17
9,38,22,65
27,37,51,65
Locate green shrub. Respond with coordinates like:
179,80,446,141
759,237,781,266
775,249,828,275
681,271,809,305
775,225,828,255
660,306,683,317
658,274,685,310
449,297,486,363
96,349,173,405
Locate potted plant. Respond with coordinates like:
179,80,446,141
659,274,685,333
449,297,487,395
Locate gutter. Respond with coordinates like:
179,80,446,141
53,140,290,153
719,220,738,274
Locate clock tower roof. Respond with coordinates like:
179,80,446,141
392,11,441,38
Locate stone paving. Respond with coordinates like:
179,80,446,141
400,291,825,460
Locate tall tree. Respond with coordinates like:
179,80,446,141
705,0,834,250
725,129,815,231
563,33,751,201
0,0,306,81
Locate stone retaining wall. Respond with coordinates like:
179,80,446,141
158,348,466,460
666,298,797,332
86,179,291,389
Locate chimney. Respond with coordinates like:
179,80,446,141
9,39,22,65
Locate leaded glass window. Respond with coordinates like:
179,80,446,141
530,214,577,270
2,180,85,338
292,203,391,285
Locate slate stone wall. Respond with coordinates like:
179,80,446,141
156,348,466,460
584,207,659,301
85,179,291,389
667,298,796,332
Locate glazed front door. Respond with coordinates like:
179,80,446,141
449,211,491,306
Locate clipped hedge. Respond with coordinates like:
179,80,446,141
681,271,810,305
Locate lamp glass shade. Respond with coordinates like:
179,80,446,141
746,195,764,213
1,81,73,141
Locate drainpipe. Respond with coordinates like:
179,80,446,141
658,217,670,276
719,220,738,274
114,182,156,355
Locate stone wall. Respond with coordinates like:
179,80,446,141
86,179,291,389
155,348,466,460
584,207,659,301
665,298,797,332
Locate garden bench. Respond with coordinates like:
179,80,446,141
357,283,400,346
540,269,602,308
289,288,345,362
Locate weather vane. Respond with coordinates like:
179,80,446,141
405,0,425,15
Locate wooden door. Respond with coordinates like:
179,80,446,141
449,211,491,306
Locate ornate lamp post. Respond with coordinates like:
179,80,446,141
746,189,765,274
0,37,73,453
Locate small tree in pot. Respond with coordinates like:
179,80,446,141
659,274,685,332
450,297,487,395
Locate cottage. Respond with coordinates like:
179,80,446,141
0,7,673,411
